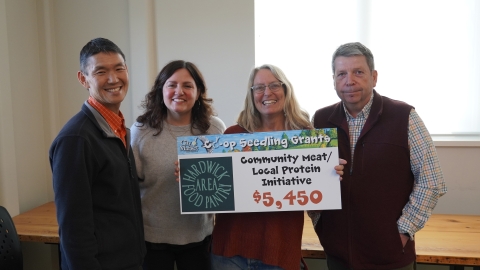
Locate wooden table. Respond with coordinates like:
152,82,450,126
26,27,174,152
12,202,480,269
302,213,480,269
12,201,59,244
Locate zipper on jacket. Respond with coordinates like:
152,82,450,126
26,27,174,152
116,136,135,179
349,145,353,176
361,142,365,173
347,176,353,268
125,141,145,261
127,157,134,179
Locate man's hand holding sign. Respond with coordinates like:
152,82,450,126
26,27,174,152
176,129,344,214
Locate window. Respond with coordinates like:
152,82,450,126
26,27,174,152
255,0,480,135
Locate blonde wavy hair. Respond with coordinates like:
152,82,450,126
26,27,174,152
237,64,311,132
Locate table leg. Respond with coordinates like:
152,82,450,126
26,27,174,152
58,244,62,270
450,266,480,270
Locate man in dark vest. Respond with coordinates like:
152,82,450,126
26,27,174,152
309,42,447,270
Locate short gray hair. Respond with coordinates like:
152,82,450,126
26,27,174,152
331,42,375,73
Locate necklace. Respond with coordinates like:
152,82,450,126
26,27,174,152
165,121,190,140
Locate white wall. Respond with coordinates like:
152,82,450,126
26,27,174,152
0,0,19,213
0,0,478,269
53,0,133,126
1,0,58,268
153,0,254,126
434,147,480,214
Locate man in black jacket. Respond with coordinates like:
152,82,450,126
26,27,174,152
50,37,146,270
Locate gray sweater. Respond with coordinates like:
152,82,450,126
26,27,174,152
131,116,226,245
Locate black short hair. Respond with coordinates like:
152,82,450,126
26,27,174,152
79,38,125,75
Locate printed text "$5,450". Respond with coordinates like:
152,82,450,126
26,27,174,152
252,190,323,209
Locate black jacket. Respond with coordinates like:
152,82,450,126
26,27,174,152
50,102,145,270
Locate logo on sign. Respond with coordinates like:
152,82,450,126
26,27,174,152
180,157,235,212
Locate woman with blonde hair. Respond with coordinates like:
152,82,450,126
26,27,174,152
236,64,311,132
209,64,345,270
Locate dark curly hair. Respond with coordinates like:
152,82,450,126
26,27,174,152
136,60,214,135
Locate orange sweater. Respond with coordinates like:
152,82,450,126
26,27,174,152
211,125,306,270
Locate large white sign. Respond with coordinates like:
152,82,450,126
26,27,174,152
177,129,341,214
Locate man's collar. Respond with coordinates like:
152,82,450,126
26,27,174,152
343,91,375,120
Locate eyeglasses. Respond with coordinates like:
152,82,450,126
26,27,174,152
251,82,284,94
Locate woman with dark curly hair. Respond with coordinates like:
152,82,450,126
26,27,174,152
131,60,225,270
